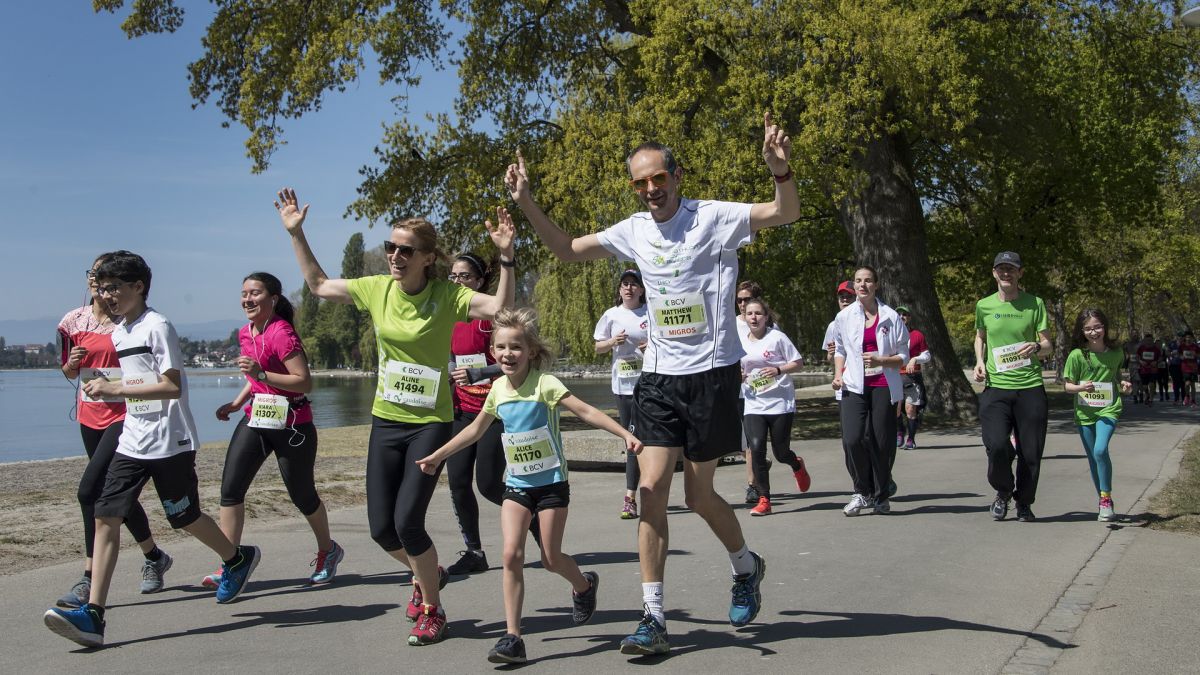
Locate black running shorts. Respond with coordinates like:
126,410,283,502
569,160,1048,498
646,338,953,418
630,362,743,462
94,451,202,529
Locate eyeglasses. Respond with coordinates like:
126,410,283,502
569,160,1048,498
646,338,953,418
1082,325,1106,334
736,296,754,303
85,270,97,279
629,171,670,192
96,282,130,296
383,242,420,257
447,272,477,282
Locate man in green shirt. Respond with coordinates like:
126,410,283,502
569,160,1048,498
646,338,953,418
973,252,1052,522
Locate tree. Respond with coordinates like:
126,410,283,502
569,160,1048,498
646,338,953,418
96,1,1197,418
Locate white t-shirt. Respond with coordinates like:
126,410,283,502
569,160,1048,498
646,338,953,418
112,309,199,459
739,326,802,415
824,319,842,401
596,198,753,375
593,304,649,395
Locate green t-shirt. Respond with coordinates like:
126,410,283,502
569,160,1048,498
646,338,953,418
974,291,1048,390
347,275,474,423
1063,347,1125,425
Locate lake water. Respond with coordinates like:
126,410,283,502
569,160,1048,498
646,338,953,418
0,369,830,464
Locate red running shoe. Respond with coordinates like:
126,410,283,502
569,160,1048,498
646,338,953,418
750,496,772,516
408,604,448,645
793,458,812,493
405,566,448,622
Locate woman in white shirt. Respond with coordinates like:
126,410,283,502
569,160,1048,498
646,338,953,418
832,266,909,516
739,298,810,516
593,269,648,519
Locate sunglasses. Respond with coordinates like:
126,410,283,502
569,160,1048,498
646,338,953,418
383,242,421,257
736,296,754,303
629,171,670,192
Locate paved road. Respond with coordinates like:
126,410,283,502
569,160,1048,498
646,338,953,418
7,403,1196,674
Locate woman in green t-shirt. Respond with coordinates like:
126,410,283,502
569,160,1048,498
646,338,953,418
1061,309,1132,522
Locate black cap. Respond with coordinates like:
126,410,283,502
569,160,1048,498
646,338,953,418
619,269,643,285
993,251,1022,268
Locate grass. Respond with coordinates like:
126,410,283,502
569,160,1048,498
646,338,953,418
1147,432,1200,536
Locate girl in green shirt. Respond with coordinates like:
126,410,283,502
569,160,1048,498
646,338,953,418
1061,309,1132,522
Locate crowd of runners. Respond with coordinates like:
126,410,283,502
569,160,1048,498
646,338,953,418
41,113,1187,662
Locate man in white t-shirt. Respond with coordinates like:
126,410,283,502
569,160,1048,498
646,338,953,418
505,112,800,655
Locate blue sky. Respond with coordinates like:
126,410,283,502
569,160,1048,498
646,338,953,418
0,2,458,335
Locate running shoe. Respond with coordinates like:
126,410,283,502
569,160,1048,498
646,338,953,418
139,550,173,594
843,493,872,516
446,549,488,575
887,479,898,498
729,551,766,627
873,499,891,515
619,610,670,655
406,566,449,621
56,576,90,609
897,432,906,447
991,494,1010,521
200,569,222,590
621,496,638,520
309,540,344,584
572,571,599,624
793,458,812,493
216,545,261,604
904,439,916,451
743,483,760,505
750,496,772,516
488,633,527,664
1016,504,1036,522
1098,497,1115,522
43,605,104,648
408,604,447,645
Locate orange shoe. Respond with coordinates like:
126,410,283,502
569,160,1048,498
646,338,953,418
793,458,812,493
750,496,772,516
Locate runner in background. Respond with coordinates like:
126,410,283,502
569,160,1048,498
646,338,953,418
1180,331,1198,406
736,280,764,504
1134,334,1160,406
1155,336,1170,403
894,306,931,451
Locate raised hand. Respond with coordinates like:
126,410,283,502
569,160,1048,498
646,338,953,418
762,111,792,175
486,206,516,256
503,149,530,202
274,187,310,233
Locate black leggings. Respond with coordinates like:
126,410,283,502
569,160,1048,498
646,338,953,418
78,422,152,557
366,416,449,556
220,417,321,515
840,387,897,502
446,410,504,550
616,394,640,491
743,412,799,497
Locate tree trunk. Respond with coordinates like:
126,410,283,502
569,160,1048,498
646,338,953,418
837,131,978,421
1050,294,1067,384
1124,277,1137,340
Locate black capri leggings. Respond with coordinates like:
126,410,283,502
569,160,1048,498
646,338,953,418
78,422,153,557
220,417,321,515
742,412,800,498
366,416,450,556
446,410,505,551
616,394,640,492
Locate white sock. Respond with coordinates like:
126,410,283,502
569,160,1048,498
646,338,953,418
642,582,665,626
730,545,755,576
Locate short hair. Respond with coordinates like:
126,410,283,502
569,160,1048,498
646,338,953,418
626,142,680,177
95,250,152,300
736,280,763,298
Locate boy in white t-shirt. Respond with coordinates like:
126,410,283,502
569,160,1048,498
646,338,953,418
44,251,261,649
504,112,801,655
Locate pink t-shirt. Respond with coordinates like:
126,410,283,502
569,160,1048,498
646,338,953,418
862,320,888,388
239,316,313,425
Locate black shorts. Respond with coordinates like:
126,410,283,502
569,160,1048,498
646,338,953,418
503,481,571,511
94,451,202,529
631,362,743,462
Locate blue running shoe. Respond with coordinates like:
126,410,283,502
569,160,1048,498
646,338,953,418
309,540,344,585
619,609,669,655
44,605,104,648
729,551,766,627
216,545,261,604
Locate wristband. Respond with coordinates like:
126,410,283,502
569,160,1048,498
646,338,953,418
773,169,793,183
499,257,516,268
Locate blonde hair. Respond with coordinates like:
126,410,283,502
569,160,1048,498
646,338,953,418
492,307,555,371
391,217,448,279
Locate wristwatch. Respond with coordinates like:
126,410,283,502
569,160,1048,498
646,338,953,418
255,370,268,382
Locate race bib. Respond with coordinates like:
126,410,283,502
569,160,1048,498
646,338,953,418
1183,350,1195,360
863,352,884,378
651,293,708,339
248,393,289,429
502,426,561,476
123,373,162,416
993,343,1031,373
1079,382,1114,408
748,369,780,395
455,353,487,369
1141,351,1155,361
79,367,123,403
616,355,642,379
382,361,440,409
